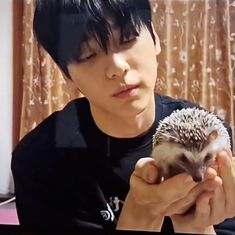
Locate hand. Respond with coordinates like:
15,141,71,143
128,158,221,217
165,167,221,216
117,157,210,231
216,149,235,219
116,157,165,231
171,149,235,234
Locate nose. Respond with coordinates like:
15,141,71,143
192,169,205,182
105,53,130,80
192,174,203,182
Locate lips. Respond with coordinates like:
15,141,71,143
113,85,139,98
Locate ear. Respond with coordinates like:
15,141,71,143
205,130,218,146
151,22,161,55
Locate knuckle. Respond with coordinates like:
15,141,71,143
134,158,144,171
134,157,154,173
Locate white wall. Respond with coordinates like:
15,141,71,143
0,0,13,194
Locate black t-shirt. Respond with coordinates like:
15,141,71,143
11,93,235,234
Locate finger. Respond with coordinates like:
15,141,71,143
165,176,221,216
159,173,197,202
204,167,218,180
133,157,159,184
130,157,166,206
153,174,198,214
217,151,235,207
130,170,159,204
195,191,214,226
220,147,233,157
130,171,196,208
210,181,226,224
170,191,213,228
187,176,221,202
171,193,216,234
196,192,212,214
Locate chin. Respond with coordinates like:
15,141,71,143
125,99,152,116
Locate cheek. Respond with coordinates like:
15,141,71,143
69,67,104,92
131,44,158,75
73,78,99,96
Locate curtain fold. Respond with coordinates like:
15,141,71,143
18,0,235,152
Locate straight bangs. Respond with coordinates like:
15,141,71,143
70,0,146,63
34,0,153,78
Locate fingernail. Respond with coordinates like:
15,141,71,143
221,154,230,166
144,170,156,183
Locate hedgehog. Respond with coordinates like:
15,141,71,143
152,107,231,182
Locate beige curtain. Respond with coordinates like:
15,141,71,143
152,0,235,152
19,0,81,139
18,0,235,152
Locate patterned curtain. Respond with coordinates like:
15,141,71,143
19,0,235,152
152,0,235,152
19,0,81,139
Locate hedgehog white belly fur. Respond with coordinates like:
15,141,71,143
152,107,231,182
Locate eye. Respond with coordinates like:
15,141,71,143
122,33,138,44
122,37,137,44
77,53,97,63
179,154,190,164
204,154,212,163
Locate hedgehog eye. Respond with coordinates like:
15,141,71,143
179,154,189,164
204,154,212,163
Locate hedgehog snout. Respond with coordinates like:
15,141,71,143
191,166,206,182
192,173,203,182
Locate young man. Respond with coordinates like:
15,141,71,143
12,0,235,234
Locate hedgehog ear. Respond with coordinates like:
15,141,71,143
206,130,218,145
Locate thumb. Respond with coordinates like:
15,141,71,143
133,157,159,184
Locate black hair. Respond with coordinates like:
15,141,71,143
33,0,155,78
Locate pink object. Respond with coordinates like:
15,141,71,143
0,209,19,225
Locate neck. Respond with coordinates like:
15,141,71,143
90,95,155,138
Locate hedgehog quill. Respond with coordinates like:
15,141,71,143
152,107,231,183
